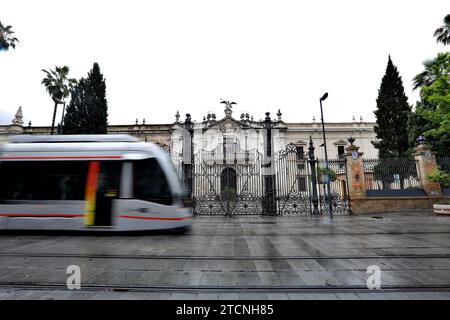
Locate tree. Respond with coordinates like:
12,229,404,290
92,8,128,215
409,53,450,156
412,52,450,91
434,14,450,46
373,56,412,158
62,63,108,134
0,21,19,51
41,66,77,135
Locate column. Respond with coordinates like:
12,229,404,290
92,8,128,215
413,139,442,196
345,141,366,198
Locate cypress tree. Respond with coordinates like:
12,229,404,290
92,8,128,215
62,62,108,134
373,56,412,158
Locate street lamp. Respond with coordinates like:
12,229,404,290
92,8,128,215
183,114,194,196
319,92,333,218
51,96,65,135
262,112,277,215
59,100,67,134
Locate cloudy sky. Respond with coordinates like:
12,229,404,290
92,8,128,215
0,0,448,126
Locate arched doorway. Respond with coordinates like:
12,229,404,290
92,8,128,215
221,167,237,194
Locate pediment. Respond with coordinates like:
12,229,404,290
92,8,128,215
203,116,253,132
333,139,348,146
293,140,308,146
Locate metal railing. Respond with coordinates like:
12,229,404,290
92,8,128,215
316,158,349,214
363,158,422,190
437,157,450,173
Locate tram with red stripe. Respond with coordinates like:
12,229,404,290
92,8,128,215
0,135,193,231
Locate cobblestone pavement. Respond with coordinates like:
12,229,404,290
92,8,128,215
0,211,450,299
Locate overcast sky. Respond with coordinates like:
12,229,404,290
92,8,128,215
0,0,448,126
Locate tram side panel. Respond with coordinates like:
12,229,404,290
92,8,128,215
0,158,192,231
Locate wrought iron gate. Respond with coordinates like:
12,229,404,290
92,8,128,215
275,143,313,215
187,142,349,216
274,143,350,215
192,147,264,215
317,158,350,215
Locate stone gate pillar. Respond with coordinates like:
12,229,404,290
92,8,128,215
413,136,441,196
345,138,366,198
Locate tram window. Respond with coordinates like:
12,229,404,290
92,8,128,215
133,158,173,205
0,161,88,200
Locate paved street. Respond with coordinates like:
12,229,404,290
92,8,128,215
0,211,450,299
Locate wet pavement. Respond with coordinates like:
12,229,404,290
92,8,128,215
0,211,450,299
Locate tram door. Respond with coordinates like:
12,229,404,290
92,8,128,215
85,161,121,227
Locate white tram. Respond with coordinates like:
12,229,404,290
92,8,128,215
0,135,193,231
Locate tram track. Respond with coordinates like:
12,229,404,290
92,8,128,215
2,228,450,237
1,282,450,293
1,252,450,260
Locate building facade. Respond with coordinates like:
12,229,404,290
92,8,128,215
1,105,378,216
1,105,378,159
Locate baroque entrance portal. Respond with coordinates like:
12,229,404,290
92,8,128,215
192,146,264,215
186,141,349,216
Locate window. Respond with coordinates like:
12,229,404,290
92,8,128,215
296,146,305,170
133,158,172,205
298,176,307,192
296,146,304,159
221,167,237,194
0,161,88,201
338,146,345,158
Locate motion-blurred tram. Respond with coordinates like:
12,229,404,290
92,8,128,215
0,135,193,231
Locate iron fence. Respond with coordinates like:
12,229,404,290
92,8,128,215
173,141,351,215
317,158,349,214
363,158,422,190
274,145,312,215
437,157,450,173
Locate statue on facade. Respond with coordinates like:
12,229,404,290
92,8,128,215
220,100,236,117
12,106,23,126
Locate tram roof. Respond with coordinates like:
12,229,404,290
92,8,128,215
8,134,139,143
0,135,167,160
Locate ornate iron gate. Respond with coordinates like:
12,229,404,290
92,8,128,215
275,143,313,215
274,143,350,215
317,158,350,215
187,141,349,216
192,147,264,215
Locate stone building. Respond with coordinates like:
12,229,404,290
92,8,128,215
0,105,378,160
0,104,379,215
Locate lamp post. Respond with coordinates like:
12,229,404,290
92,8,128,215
183,113,194,196
263,112,277,215
59,101,66,134
308,136,320,215
319,92,333,218
51,96,65,135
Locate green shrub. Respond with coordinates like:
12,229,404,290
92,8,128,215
317,166,337,183
426,168,450,187
221,186,236,194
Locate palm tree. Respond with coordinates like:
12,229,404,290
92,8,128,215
0,21,19,51
41,66,77,134
434,14,450,45
412,52,450,91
